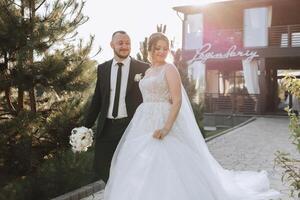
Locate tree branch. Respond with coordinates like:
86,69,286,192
7,0,21,8
35,0,47,11
4,87,17,114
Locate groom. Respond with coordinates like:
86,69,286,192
84,30,149,183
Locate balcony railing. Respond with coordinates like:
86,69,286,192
199,24,300,50
269,24,300,47
204,93,261,114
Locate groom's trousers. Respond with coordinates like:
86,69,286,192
93,117,130,183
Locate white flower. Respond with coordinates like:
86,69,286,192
134,73,143,82
69,126,94,153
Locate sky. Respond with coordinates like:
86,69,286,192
77,0,217,63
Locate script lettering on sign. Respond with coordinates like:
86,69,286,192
190,43,259,64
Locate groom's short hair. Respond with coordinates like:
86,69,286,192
112,30,127,39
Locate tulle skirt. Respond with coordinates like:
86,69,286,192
103,102,281,200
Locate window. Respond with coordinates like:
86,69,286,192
244,7,271,47
184,13,203,50
218,70,246,95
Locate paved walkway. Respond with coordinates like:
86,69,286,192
82,117,298,200
207,117,298,200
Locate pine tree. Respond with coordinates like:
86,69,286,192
0,0,99,180
0,0,98,117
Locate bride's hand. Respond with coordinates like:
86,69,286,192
153,128,169,140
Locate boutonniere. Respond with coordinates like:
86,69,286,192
134,73,143,82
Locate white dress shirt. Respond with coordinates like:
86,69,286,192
107,57,131,119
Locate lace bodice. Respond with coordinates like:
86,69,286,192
139,64,170,103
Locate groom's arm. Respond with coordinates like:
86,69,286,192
84,65,102,128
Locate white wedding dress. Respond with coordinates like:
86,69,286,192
103,63,281,200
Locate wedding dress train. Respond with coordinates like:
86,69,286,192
103,63,281,200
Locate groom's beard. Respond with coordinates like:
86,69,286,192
114,49,130,59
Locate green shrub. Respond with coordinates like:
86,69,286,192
33,149,94,199
0,176,33,200
0,149,94,200
275,75,300,198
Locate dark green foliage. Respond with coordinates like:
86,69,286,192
0,0,99,198
0,92,96,199
33,150,94,199
0,149,94,200
0,111,43,176
0,79,97,175
0,0,97,115
0,176,33,200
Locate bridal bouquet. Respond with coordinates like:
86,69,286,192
69,126,94,153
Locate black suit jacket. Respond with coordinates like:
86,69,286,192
84,58,150,138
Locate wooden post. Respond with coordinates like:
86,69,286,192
258,58,267,114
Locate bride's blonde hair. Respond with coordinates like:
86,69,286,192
147,32,170,62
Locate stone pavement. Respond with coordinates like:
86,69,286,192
207,117,298,200
82,117,298,200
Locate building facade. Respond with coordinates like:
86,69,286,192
173,0,300,115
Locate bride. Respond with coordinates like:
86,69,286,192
103,32,281,200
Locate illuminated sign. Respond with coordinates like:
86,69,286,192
190,43,259,64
